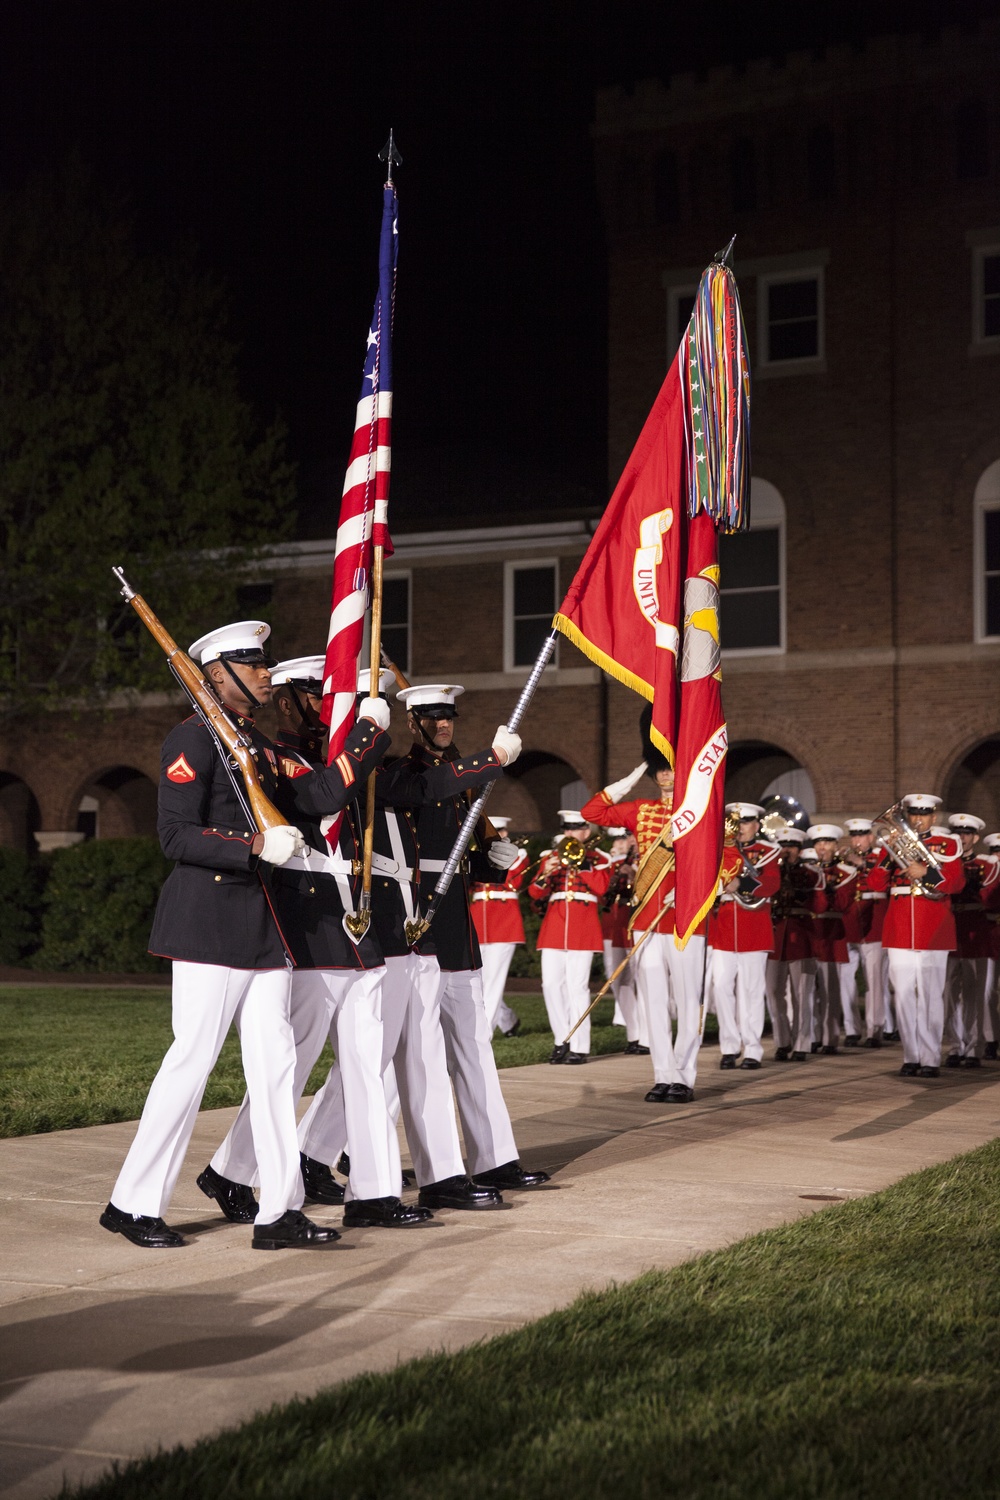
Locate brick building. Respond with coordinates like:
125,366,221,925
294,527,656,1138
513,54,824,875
3,23,1000,852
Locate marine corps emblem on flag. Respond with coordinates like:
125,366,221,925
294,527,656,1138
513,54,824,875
166,753,196,784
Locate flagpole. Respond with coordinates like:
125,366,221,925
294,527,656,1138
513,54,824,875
404,627,558,944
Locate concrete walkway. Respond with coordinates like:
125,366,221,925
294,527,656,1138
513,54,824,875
2,1044,999,1499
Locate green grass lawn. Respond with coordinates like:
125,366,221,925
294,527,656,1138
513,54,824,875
63,1138,1000,1499
0,986,648,1138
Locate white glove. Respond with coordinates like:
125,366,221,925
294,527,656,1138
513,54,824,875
358,696,390,731
492,725,522,766
603,761,648,802
260,824,306,866
488,838,521,869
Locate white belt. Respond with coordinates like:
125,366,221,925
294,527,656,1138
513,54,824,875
420,858,448,873
384,810,417,925
472,890,518,902
889,886,942,898
550,892,598,904
860,892,886,900
371,852,414,882
284,848,355,877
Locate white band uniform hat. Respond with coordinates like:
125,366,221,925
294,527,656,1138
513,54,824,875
489,816,512,829
271,655,326,691
189,620,272,666
807,824,844,841
845,818,874,834
800,848,819,862
356,668,395,696
983,833,1000,851
557,809,588,826
776,827,806,845
948,813,986,833
901,793,942,812
606,826,628,837
396,683,465,719
726,802,765,820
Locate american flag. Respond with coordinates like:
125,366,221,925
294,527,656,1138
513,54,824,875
321,181,397,807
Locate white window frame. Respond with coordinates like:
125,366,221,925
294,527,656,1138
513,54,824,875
972,242,1000,349
757,266,825,373
973,462,1000,642
720,479,786,658
504,559,560,674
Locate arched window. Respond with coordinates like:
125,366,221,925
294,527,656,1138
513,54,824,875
726,742,817,817
730,137,756,214
955,99,989,181
653,150,680,226
973,460,1000,641
719,479,785,655
807,124,837,200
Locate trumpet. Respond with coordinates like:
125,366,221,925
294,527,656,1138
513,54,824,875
723,808,769,909
557,836,587,868
871,802,944,896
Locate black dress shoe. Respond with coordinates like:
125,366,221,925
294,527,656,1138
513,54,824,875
401,1168,416,1187
624,1040,651,1055
944,1054,962,1069
961,1056,982,1069
985,1041,998,1059
342,1196,434,1228
567,1051,588,1065
417,1176,504,1210
811,1042,822,1053
791,1050,808,1061
883,1031,900,1043
844,1034,861,1047
501,1018,521,1038
336,1151,351,1176
821,1045,839,1056
666,1083,695,1103
919,1065,940,1078
719,1053,738,1070
739,1057,761,1070
300,1153,346,1205
644,1082,671,1102
100,1202,185,1248
473,1160,551,1190
899,1062,920,1077
549,1044,570,1065
774,1046,791,1062
196,1164,258,1223
253,1209,341,1250
862,1037,882,1049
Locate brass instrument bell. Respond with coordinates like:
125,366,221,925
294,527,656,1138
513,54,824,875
558,836,587,868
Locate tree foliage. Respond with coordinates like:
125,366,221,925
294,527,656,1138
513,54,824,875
0,162,296,715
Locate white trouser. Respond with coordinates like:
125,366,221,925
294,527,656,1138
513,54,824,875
112,962,298,1226
604,940,643,1042
944,955,992,1058
711,949,768,1062
985,960,1000,1045
853,942,889,1035
437,965,519,1175
766,958,816,1053
885,947,949,1067
541,948,594,1053
634,931,707,1087
480,942,519,1034
813,961,847,1047
301,952,463,1190
839,958,861,1037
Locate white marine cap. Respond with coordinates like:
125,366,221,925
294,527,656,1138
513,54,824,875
901,792,942,812
845,818,874,834
396,683,465,716
775,827,806,845
356,668,395,696
189,620,271,664
807,823,843,841
983,833,1000,851
726,802,765,820
489,816,512,829
271,655,325,689
800,847,819,862
558,808,588,826
606,826,627,836
948,813,986,833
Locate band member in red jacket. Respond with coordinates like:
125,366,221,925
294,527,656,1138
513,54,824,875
470,817,528,1038
807,824,859,1054
708,803,781,1070
840,818,893,1045
980,831,1000,1059
766,827,822,1060
944,813,995,1067
881,794,964,1077
600,830,646,1054
529,810,611,1064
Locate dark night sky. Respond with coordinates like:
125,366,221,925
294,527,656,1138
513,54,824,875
0,0,990,536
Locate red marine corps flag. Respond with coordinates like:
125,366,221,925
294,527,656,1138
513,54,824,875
554,243,751,947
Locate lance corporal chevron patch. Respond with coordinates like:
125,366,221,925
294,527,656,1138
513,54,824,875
166,753,196,784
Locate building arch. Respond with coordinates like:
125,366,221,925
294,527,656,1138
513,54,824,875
0,773,42,854
63,765,158,840
942,735,1000,830
500,750,585,834
725,740,817,816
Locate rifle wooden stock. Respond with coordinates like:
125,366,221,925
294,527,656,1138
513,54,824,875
120,581,287,834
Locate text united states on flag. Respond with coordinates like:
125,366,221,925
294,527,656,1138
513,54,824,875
321,182,397,836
